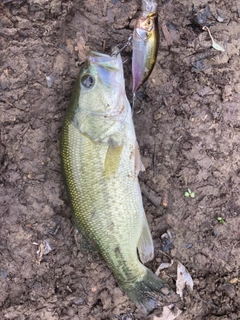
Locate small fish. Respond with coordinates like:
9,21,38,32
61,51,179,314
132,0,159,92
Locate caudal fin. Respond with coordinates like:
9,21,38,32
121,267,181,314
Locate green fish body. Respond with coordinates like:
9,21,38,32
61,51,179,314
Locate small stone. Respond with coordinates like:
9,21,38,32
50,0,62,16
223,85,232,97
153,110,162,121
67,307,76,316
222,283,236,298
46,75,54,88
234,82,240,93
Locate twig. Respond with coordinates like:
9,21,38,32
161,21,173,46
141,184,161,207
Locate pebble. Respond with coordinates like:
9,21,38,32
67,307,76,316
234,82,240,93
222,283,236,299
46,75,54,88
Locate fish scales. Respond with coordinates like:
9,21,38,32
61,51,180,314
62,91,144,277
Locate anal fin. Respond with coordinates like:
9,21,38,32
137,215,154,264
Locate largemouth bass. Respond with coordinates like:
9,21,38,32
132,0,159,92
61,51,179,314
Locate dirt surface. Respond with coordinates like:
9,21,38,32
1,0,240,319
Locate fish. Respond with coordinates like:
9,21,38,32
61,51,180,314
132,0,159,92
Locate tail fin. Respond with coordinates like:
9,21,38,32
121,267,181,314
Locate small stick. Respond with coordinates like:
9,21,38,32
161,22,173,46
161,189,168,207
102,40,106,52
141,184,161,207
153,143,157,176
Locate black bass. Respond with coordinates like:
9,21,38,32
132,0,159,92
61,51,179,314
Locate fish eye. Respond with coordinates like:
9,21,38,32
147,19,151,25
81,74,95,88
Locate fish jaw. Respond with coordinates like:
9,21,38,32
132,12,159,92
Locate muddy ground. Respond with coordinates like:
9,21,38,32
0,0,240,319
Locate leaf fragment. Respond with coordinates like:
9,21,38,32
176,261,194,298
36,240,52,265
155,260,174,276
229,277,239,285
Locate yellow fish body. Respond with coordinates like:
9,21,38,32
61,51,179,314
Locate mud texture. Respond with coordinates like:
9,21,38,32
0,0,240,319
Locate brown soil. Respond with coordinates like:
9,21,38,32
0,0,240,319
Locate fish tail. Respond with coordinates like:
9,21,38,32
121,267,181,314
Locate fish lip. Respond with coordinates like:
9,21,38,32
87,50,121,70
88,50,111,59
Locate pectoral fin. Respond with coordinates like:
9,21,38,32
104,143,123,176
137,215,154,264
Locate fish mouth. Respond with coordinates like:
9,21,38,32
89,51,112,59
85,50,124,89
87,50,121,71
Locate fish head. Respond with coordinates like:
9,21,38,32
75,51,128,143
78,51,126,116
132,12,159,92
135,12,158,39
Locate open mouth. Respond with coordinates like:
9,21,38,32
88,50,121,71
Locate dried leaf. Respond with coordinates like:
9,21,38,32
36,240,52,265
161,22,173,46
176,261,194,298
229,277,239,285
216,16,224,22
155,260,174,276
152,304,182,320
